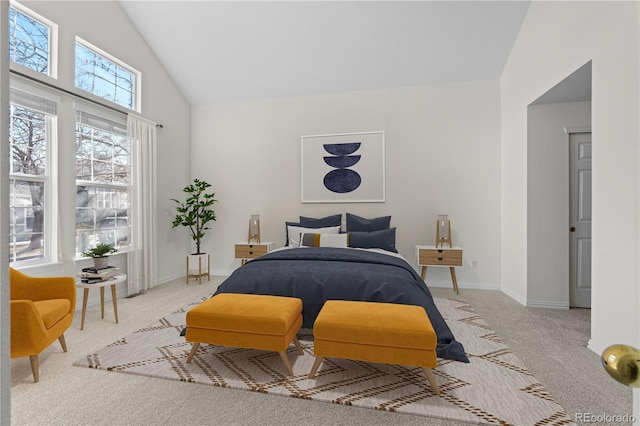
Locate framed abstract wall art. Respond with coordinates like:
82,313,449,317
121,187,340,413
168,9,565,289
301,131,385,203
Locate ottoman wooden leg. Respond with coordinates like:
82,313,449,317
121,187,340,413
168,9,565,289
422,367,440,395
279,351,294,376
308,356,324,379
293,336,304,355
186,342,200,363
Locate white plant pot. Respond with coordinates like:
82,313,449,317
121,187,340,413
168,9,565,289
187,253,209,274
93,257,109,269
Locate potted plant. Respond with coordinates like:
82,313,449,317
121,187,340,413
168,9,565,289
82,243,118,269
171,178,218,255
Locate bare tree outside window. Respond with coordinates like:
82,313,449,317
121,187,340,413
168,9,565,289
7,5,52,263
75,43,135,110
9,6,49,74
9,105,46,262
75,119,130,255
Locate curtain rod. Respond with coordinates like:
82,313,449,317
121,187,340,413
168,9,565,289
9,68,164,128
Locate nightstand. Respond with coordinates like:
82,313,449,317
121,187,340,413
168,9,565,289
235,242,274,265
416,245,463,294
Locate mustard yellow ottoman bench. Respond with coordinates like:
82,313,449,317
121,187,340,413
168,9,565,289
308,300,440,395
185,293,304,376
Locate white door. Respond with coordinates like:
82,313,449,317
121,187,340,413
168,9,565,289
569,132,592,308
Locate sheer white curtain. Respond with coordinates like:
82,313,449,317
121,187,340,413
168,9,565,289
127,114,157,295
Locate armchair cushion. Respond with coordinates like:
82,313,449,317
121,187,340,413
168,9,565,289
34,299,71,329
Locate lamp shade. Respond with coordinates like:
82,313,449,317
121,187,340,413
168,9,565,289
248,215,261,243
437,215,449,239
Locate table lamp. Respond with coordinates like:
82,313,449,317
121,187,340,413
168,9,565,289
248,215,261,243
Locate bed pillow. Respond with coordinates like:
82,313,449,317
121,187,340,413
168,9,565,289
284,221,301,246
348,228,397,253
287,225,341,247
346,213,391,232
300,233,349,248
299,214,342,228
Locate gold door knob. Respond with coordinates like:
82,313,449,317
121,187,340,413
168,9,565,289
602,345,640,387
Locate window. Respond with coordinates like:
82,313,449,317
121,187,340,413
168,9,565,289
9,87,57,264
75,107,130,255
8,3,56,76
75,38,139,111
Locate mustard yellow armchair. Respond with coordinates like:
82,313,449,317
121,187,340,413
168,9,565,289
10,268,76,382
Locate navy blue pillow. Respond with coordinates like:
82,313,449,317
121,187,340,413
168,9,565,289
299,214,342,228
349,228,397,253
346,213,391,232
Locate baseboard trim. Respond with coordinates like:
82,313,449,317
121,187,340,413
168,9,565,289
425,281,500,291
526,299,570,309
157,271,188,285
500,286,528,306
587,339,605,357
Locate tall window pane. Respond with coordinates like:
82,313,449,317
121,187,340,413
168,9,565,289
9,105,47,263
75,41,138,111
9,6,50,75
75,110,130,255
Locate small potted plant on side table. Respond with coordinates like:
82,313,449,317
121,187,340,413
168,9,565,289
82,243,118,270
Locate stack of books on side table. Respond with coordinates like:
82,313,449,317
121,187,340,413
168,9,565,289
79,266,119,284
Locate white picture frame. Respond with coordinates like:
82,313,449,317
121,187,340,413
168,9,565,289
301,131,385,203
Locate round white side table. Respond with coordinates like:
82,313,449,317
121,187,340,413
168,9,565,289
76,274,126,330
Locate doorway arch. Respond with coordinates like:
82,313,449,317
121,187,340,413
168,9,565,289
526,61,592,308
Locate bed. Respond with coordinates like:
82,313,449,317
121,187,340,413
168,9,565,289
214,242,469,363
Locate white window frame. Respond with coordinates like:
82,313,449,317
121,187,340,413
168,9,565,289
8,79,60,267
9,1,58,79
74,102,130,257
75,37,141,112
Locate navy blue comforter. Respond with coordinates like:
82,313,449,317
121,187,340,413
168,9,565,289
214,247,469,363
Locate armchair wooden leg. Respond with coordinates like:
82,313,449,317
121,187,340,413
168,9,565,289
29,355,39,383
58,334,68,353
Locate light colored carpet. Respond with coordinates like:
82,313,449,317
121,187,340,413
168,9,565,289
11,278,632,425
72,296,573,425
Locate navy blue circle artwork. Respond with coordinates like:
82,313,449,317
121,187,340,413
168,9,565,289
324,169,362,193
323,142,362,193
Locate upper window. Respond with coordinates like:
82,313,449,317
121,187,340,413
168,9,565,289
75,38,140,111
8,3,56,77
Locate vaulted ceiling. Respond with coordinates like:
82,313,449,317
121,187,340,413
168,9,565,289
119,1,532,105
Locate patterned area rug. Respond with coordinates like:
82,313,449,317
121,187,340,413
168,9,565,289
74,298,574,425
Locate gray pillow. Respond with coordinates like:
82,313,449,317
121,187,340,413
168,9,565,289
346,213,391,232
349,228,397,253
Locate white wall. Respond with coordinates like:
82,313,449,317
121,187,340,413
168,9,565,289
15,1,192,293
501,0,639,382
527,101,591,307
190,80,502,289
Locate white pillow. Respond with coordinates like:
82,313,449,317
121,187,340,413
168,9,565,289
318,233,348,248
287,225,341,247
300,233,349,248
